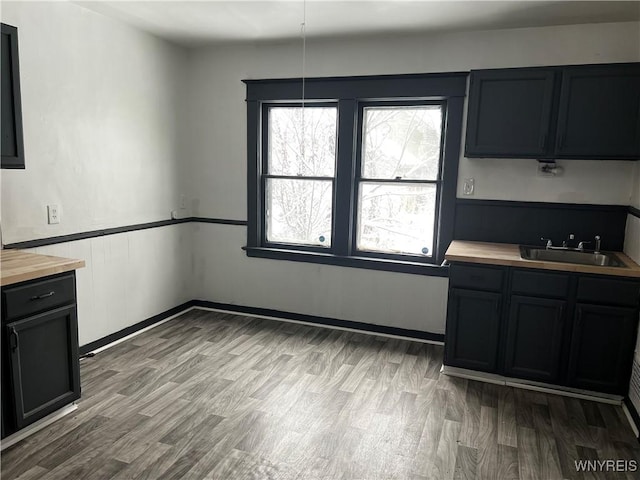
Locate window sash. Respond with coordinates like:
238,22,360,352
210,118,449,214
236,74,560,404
353,180,442,259
261,102,339,251
351,100,447,262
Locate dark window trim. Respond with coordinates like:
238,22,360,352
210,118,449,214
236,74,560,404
245,72,466,275
1,23,25,169
242,246,450,277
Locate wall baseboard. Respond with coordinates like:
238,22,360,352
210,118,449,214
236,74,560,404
192,300,445,343
78,300,195,355
78,299,445,356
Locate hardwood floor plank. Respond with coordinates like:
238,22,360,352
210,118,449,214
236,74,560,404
497,386,518,448
458,380,481,448
433,419,462,480
453,445,478,480
12,466,49,480
476,405,499,480
496,444,519,480
517,426,540,480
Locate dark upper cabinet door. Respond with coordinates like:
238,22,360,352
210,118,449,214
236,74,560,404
555,64,640,159
465,69,556,157
504,295,566,383
567,303,637,394
6,306,80,429
445,288,502,372
1,23,24,169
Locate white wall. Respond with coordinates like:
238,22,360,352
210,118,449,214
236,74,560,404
1,1,189,243
26,224,193,346
185,21,640,333
193,223,448,333
0,2,192,344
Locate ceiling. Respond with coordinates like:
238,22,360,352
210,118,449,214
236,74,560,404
75,1,640,47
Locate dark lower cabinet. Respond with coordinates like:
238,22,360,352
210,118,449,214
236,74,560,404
6,306,80,429
567,303,638,394
1,272,81,439
445,288,501,372
504,296,566,382
445,262,640,397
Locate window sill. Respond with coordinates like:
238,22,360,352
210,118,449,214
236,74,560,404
243,246,450,277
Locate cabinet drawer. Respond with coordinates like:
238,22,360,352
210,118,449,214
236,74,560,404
577,277,640,307
2,274,76,321
449,264,504,292
511,270,569,298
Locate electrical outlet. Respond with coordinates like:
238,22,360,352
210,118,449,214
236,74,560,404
463,178,475,195
47,204,60,224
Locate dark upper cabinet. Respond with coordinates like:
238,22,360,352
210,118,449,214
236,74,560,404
5,306,80,429
567,303,637,394
465,69,556,157
1,23,24,169
504,295,566,383
445,288,502,372
556,65,640,159
465,63,640,160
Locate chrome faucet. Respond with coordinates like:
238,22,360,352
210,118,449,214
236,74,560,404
594,235,601,254
541,237,553,249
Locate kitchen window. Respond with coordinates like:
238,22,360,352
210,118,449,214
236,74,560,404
244,73,467,275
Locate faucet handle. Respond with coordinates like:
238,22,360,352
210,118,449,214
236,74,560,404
577,241,590,251
541,237,553,249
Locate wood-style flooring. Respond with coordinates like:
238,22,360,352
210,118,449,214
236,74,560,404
2,309,639,479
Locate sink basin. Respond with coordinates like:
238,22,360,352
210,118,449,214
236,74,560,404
519,246,626,268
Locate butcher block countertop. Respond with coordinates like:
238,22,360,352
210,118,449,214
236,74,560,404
1,250,85,286
445,240,640,278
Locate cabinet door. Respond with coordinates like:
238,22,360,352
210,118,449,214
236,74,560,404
1,23,25,169
504,296,566,382
445,288,502,372
567,303,637,394
555,65,640,159
465,69,556,157
6,306,80,429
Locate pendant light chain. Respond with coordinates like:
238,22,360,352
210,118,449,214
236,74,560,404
300,0,307,163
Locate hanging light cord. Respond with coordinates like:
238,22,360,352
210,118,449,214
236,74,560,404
300,0,307,162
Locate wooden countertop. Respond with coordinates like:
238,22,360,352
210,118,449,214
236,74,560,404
445,240,640,278
1,250,85,286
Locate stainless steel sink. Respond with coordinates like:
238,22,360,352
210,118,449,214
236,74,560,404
519,246,626,268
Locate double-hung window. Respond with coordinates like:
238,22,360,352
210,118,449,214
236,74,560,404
245,73,466,275
263,104,337,248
